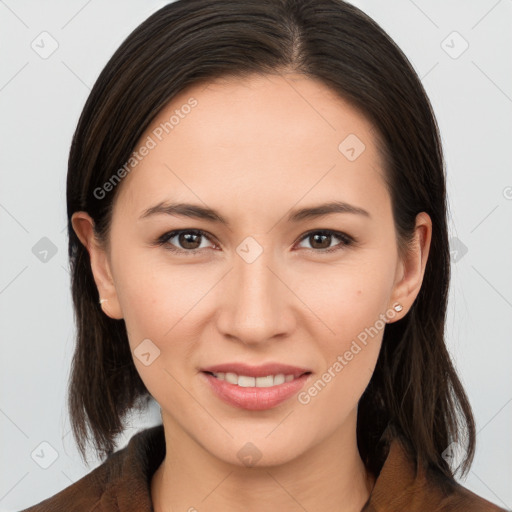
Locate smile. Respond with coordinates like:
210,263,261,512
200,370,312,410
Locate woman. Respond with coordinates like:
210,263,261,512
21,0,507,510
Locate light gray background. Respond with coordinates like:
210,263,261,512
1,1,511,510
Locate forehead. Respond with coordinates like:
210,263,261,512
114,73,389,223
154,73,376,156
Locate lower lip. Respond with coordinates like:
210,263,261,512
200,372,311,410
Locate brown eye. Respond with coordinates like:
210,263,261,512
178,232,203,249
157,229,216,255
297,230,354,253
309,233,333,249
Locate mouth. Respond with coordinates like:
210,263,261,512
202,370,311,388
199,363,313,410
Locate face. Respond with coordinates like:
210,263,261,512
73,73,431,468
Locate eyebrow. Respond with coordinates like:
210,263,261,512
138,200,371,226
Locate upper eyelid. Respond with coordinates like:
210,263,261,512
158,229,217,249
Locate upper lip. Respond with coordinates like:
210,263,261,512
201,362,312,378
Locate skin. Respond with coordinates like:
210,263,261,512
72,73,432,512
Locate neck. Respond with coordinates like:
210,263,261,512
151,409,375,512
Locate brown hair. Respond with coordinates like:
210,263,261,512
66,0,475,479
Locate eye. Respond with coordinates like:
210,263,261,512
155,228,356,256
295,230,355,253
156,229,217,255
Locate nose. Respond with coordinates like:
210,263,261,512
216,241,295,346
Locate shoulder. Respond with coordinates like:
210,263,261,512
417,467,509,512
364,436,509,512
19,424,165,512
18,451,119,512
431,474,509,512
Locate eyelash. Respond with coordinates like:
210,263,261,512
154,229,356,256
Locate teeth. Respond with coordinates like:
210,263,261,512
238,375,255,387
225,372,237,385
273,374,285,385
211,372,297,387
256,375,274,387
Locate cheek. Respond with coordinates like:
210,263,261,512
293,295,385,443
112,255,205,403
292,256,393,341
113,249,209,341
291,260,391,407
111,254,221,402
297,339,381,435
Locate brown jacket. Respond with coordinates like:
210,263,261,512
20,424,508,512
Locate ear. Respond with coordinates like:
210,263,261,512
387,212,432,322
71,211,123,320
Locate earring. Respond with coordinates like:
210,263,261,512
99,298,108,305
393,303,403,312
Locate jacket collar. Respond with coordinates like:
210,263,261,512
109,424,409,511
105,424,503,512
